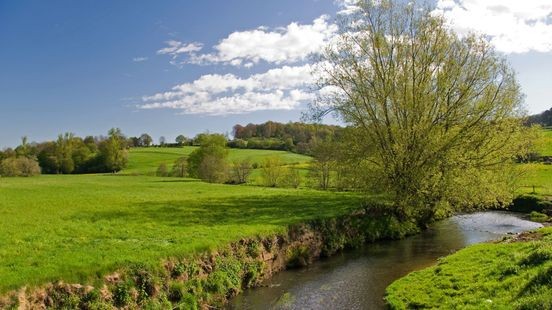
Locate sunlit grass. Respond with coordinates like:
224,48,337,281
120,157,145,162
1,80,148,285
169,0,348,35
0,174,361,293
123,147,311,175
385,227,552,309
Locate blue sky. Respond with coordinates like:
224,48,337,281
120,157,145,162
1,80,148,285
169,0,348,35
1,0,551,148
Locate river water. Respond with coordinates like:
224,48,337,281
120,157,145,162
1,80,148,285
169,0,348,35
228,211,542,310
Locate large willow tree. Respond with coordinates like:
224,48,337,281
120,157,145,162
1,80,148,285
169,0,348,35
314,1,533,224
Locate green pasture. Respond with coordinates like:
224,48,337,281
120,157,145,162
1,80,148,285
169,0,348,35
0,174,361,293
385,227,552,309
123,147,311,175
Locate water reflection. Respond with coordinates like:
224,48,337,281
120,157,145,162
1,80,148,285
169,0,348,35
228,211,542,310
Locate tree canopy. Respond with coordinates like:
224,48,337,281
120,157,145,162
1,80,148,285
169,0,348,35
312,0,533,224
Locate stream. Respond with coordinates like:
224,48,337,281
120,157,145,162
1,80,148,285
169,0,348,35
228,211,543,309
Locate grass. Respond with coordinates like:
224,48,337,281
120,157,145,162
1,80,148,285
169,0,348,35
0,174,362,293
518,163,552,197
123,147,311,175
536,128,552,157
385,227,552,309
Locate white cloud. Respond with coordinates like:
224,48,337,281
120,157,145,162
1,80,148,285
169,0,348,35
132,57,148,62
157,40,203,58
139,64,317,114
434,0,552,53
335,0,361,15
162,15,338,66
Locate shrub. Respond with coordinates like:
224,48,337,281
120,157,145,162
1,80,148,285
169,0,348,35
112,282,133,307
510,195,546,213
278,167,302,188
171,157,187,177
156,163,169,177
230,160,252,184
260,157,283,187
530,211,549,223
198,155,228,183
0,157,41,177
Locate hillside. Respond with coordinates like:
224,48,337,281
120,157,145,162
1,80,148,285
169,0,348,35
123,147,312,175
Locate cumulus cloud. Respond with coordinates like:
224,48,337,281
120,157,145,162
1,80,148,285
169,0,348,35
434,0,552,53
162,15,338,66
138,64,317,115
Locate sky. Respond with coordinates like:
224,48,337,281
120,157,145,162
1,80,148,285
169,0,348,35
0,0,551,148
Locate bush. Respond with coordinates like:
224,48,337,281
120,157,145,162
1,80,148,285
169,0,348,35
0,157,41,177
198,155,228,183
510,195,552,213
156,163,169,177
171,157,187,177
530,211,549,223
278,167,301,188
260,157,283,187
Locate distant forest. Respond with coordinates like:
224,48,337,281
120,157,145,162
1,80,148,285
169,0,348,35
527,107,552,127
231,121,343,154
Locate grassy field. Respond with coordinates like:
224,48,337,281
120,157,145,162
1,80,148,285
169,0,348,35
517,164,552,197
0,174,362,293
385,227,552,309
536,128,552,156
123,147,311,175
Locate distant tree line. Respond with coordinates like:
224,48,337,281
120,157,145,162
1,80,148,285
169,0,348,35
230,121,343,154
0,128,128,176
127,133,195,148
526,107,552,127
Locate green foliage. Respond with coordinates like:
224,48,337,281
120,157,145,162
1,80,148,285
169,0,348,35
31,129,128,174
205,257,242,295
187,134,228,182
112,282,132,307
278,167,302,188
510,194,552,213
259,156,284,187
530,211,548,223
243,261,263,288
156,163,169,177
314,0,532,224
171,157,188,177
230,159,252,184
232,121,342,154
0,157,41,177
286,246,311,268
385,227,552,309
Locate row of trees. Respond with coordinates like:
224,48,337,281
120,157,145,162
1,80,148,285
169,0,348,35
154,133,305,187
127,134,193,148
527,107,552,127
0,128,129,176
231,121,342,154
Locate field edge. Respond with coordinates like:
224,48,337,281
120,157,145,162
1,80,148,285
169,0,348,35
0,210,418,309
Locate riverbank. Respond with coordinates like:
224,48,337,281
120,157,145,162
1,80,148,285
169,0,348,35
385,226,552,309
0,209,418,309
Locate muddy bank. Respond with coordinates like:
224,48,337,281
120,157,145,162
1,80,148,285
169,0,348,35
0,210,418,309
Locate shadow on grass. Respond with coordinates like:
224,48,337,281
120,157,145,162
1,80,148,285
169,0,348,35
150,179,198,183
72,193,362,227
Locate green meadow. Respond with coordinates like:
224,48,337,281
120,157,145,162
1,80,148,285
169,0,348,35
123,147,311,175
536,128,552,157
1,141,551,297
0,148,358,294
385,227,552,309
